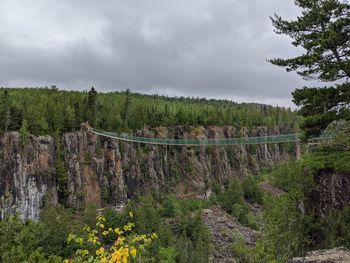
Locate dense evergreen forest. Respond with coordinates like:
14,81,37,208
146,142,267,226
0,87,298,135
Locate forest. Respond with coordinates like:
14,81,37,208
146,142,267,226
0,87,298,135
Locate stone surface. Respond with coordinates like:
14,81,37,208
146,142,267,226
202,206,257,263
0,133,57,220
304,169,350,218
0,125,293,220
289,248,350,263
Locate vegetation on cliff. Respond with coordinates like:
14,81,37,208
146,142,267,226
232,145,350,263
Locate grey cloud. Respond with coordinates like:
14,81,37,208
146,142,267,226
0,0,313,106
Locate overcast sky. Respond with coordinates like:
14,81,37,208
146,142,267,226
0,0,321,107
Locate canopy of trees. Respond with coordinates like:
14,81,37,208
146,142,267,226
269,0,350,138
0,87,298,135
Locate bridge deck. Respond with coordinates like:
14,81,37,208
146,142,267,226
92,129,301,146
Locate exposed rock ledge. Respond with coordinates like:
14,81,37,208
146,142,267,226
202,206,257,263
1,127,293,221
289,248,350,263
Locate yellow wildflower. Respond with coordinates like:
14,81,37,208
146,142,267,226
96,247,105,256
114,227,123,235
130,247,137,258
111,251,122,261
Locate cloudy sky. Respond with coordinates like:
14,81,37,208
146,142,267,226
0,0,319,106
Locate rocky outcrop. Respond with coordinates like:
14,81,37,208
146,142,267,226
0,125,295,220
124,126,292,199
304,169,350,217
289,248,350,263
62,132,127,209
0,133,57,220
203,206,257,263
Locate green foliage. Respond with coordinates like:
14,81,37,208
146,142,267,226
270,161,313,193
251,154,350,262
0,206,83,263
124,196,212,262
0,87,297,135
0,214,28,263
0,90,10,132
242,176,263,205
217,179,245,214
269,0,350,137
256,194,316,263
215,178,259,229
54,134,69,203
270,0,350,82
318,206,350,249
301,146,350,173
95,141,104,159
0,195,212,262
19,119,29,146
159,246,177,263
232,230,253,263
294,85,350,138
83,152,92,165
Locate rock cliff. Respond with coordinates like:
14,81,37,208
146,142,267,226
203,206,257,263
288,248,350,263
304,169,350,218
0,132,57,220
0,126,295,220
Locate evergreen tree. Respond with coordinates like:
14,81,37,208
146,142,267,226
19,119,29,146
269,0,350,137
86,87,97,126
122,89,132,128
8,106,23,131
0,87,297,135
63,105,75,132
0,91,10,132
73,102,81,130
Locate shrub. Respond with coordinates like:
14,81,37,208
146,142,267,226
242,176,263,204
66,213,157,263
159,246,177,263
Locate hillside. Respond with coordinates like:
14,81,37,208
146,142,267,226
0,87,298,135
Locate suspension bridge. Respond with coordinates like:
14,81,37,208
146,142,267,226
89,126,333,160
91,128,302,146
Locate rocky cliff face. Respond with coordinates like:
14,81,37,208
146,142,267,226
288,248,350,263
0,133,57,220
203,206,257,263
304,169,350,217
0,126,295,220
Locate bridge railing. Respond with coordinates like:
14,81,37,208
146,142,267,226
92,128,300,146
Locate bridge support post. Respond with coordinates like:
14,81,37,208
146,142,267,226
296,141,301,160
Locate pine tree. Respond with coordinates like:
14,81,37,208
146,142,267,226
122,89,132,128
8,106,23,131
73,102,82,130
269,0,350,137
86,87,97,126
19,119,29,146
0,90,10,132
